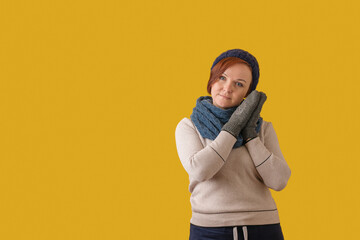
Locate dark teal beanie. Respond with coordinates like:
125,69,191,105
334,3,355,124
211,49,260,92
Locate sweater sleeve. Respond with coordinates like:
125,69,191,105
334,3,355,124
245,122,291,191
175,118,237,182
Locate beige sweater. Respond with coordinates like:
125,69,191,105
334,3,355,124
175,117,291,227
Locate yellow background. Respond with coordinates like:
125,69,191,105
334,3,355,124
1,0,359,239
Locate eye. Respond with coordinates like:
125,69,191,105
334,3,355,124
219,76,226,80
236,82,243,87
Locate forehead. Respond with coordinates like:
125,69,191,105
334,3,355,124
225,63,251,72
223,63,252,77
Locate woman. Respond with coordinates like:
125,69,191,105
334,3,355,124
175,49,291,240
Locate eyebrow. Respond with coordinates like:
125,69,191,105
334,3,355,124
222,73,247,82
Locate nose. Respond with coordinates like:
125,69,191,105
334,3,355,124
222,80,233,93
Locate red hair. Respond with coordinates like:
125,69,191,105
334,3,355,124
207,57,253,96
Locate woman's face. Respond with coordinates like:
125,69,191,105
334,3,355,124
210,63,252,109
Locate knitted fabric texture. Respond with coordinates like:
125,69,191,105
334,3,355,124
190,96,263,149
211,49,260,92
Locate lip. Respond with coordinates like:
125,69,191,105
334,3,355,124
219,94,231,100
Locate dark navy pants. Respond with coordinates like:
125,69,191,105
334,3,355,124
189,223,284,240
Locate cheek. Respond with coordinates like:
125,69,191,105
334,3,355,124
235,92,246,103
210,88,218,98
210,83,219,92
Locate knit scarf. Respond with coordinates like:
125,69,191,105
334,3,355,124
190,96,263,149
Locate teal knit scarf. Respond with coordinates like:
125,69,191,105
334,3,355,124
190,96,262,149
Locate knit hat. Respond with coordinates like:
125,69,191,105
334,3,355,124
211,49,260,92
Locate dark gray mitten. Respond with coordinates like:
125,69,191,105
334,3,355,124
221,90,260,138
241,92,267,142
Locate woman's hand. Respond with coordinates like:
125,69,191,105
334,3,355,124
241,91,267,142
221,90,260,138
